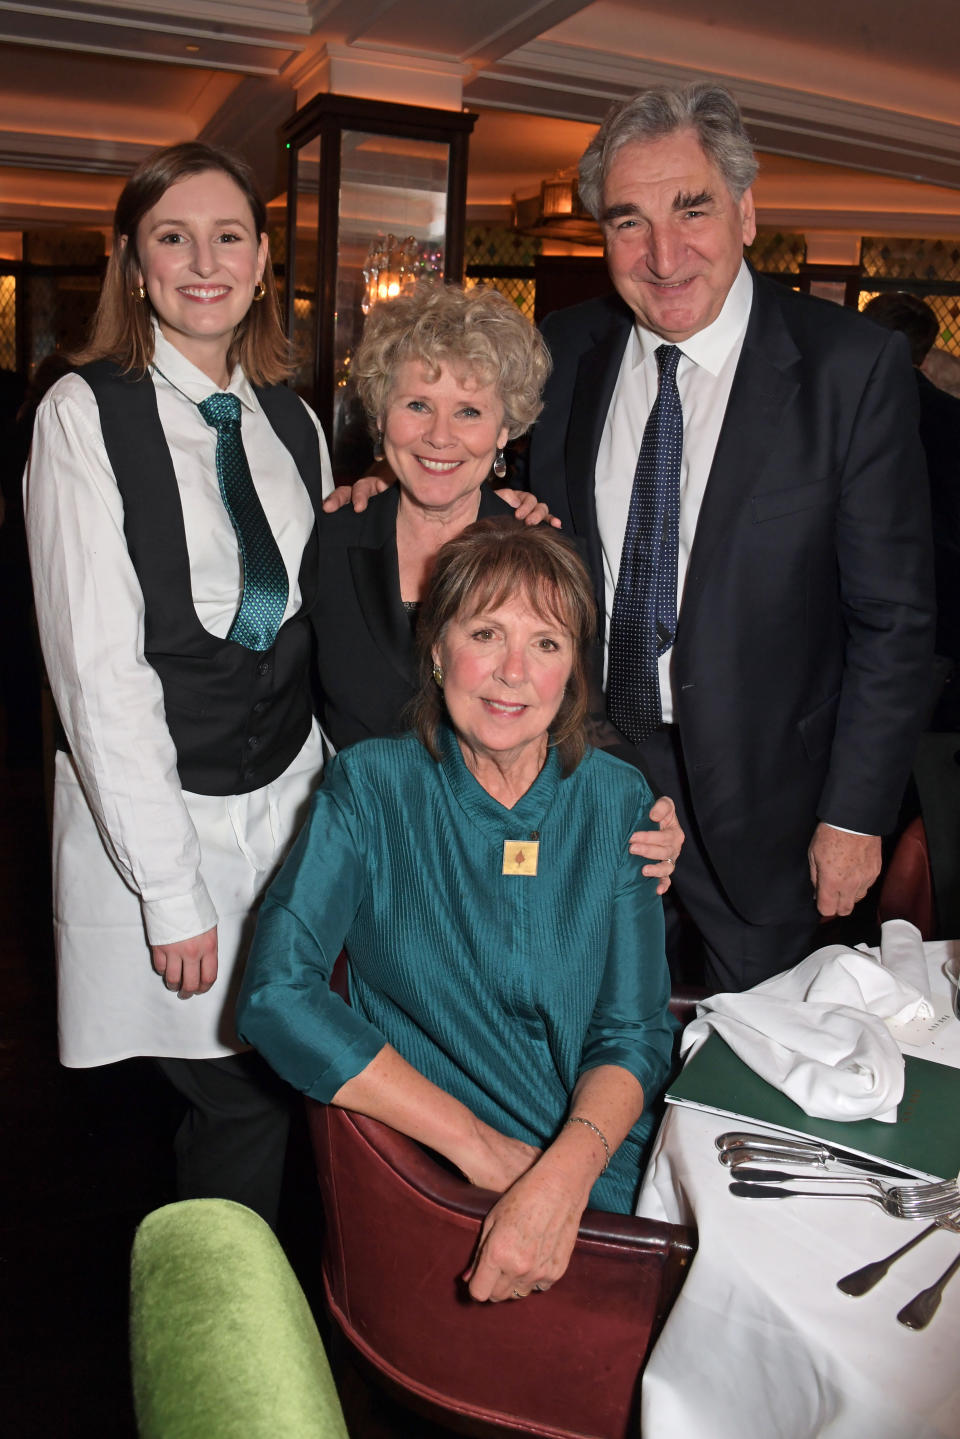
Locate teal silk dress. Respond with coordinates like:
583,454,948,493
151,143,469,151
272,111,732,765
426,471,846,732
238,726,672,1213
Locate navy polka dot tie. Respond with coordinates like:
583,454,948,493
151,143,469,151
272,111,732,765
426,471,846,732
198,391,288,653
607,344,683,743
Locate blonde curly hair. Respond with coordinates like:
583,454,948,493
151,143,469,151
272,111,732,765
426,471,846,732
353,280,551,440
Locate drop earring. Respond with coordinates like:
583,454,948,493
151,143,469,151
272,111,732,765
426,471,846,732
373,428,385,461
493,447,507,480
432,663,444,689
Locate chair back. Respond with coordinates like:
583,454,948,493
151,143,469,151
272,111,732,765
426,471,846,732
308,1101,695,1439
130,1198,348,1439
878,815,935,938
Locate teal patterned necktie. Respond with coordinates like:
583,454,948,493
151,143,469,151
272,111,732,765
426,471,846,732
198,391,288,652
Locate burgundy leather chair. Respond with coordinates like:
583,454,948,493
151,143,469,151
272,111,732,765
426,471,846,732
877,815,935,939
307,1098,695,1439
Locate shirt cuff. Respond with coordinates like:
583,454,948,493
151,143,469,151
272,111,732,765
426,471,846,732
142,882,219,947
821,822,874,838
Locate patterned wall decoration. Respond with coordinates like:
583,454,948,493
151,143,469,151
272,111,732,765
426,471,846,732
464,223,540,321
925,294,960,357
861,237,960,283
464,273,536,321
0,274,15,371
746,230,806,274
464,224,542,270
859,236,960,357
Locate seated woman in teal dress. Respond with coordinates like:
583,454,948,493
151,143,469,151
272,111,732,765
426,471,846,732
238,520,673,1302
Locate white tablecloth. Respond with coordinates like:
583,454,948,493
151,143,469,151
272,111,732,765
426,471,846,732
636,941,960,1439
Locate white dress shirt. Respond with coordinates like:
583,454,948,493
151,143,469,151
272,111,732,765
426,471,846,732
25,332,334,1063
595,260,753,721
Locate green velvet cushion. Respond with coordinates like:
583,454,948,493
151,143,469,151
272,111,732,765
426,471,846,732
130,1199,348,1439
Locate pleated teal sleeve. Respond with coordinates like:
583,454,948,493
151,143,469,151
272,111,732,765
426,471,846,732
238,727,672,1212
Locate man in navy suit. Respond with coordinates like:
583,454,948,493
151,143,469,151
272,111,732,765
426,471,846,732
529,83,935,991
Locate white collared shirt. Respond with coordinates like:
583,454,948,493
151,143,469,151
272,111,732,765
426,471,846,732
595,260,753,721
24,328,333,943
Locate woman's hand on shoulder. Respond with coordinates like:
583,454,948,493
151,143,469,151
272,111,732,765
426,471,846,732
151,925,218,997
497,489,562,528
628,793,684,895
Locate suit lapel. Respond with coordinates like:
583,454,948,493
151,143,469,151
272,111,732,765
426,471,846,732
346,489,416,689
679,281,801,636
566,313,632,613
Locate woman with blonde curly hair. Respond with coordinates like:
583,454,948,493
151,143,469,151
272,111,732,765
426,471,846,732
313,280,551,749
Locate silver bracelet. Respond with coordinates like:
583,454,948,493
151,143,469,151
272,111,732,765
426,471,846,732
565,1116,610,1174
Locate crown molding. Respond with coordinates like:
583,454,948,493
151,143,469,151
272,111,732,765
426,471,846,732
758,208,960,238
0,134,152,174
466,43,960,191
0,2,303,73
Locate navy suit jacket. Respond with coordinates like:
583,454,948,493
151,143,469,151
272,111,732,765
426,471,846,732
528,273,936,922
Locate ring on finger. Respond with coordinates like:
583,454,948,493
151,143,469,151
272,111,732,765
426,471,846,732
511,1288,525,1299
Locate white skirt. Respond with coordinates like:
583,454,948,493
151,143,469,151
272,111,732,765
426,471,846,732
53,723,326,1066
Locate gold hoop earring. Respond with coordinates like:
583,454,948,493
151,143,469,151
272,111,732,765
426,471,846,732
373,428,385,462
253,280,266,302
132,285,146,302
432,663,444,689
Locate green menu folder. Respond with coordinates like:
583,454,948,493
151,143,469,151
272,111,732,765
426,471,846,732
666,1033,960,1181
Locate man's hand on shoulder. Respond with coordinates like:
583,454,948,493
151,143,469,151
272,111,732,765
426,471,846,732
807,824,882,917
496,489,562,528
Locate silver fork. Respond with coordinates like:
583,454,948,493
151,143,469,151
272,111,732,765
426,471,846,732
838,1213,960,1296
726,1159,960,1216
728,1180,960,1220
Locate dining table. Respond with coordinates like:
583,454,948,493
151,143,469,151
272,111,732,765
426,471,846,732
635,939,960,1439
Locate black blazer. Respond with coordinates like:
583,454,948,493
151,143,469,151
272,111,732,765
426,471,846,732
916,369,960,661
528,274,936,922
313,485,516,752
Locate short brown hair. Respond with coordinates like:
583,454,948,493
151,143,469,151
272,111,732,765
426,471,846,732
411,519,597,776
353,281,551,440
74,141,291,385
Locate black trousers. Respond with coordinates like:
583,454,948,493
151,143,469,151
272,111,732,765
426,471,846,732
638,726,820,994
154,1051,293,1230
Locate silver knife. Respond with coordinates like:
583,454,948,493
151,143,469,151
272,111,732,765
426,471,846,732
715,1130,911,1179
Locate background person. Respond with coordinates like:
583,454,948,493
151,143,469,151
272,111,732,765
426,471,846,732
862,291,960,703
239,520,674,1299
24,141,333,1227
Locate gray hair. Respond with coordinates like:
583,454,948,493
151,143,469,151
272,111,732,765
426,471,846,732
579,82,759,219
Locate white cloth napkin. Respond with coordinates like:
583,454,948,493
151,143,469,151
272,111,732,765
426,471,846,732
680,920,934,1122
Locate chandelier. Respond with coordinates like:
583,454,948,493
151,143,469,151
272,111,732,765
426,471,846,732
361,234,441,313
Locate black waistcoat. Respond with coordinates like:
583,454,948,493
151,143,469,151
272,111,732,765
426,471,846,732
77,361,324,796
